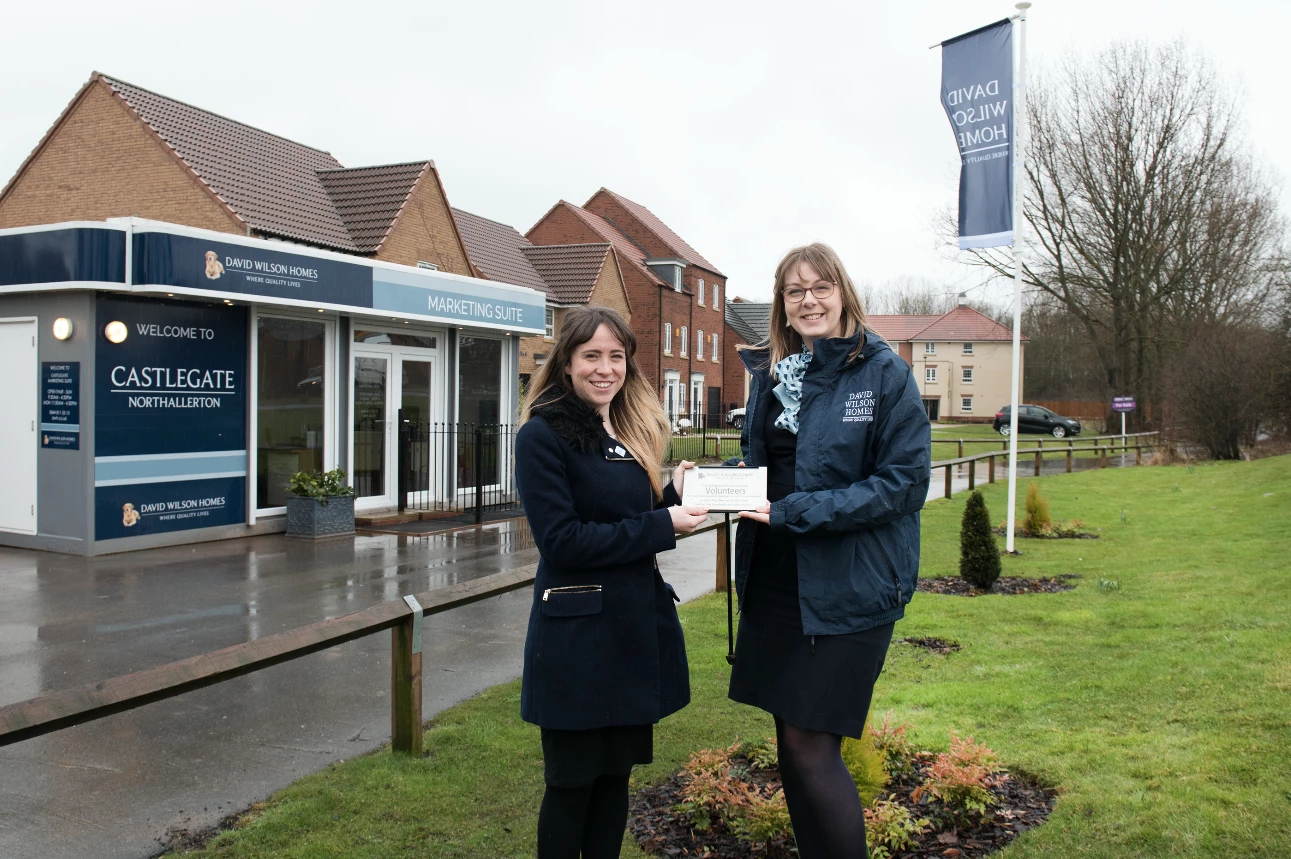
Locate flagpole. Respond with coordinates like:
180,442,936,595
1004,1,1030,553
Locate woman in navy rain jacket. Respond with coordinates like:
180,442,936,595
727,243,931,859
516,306,709,858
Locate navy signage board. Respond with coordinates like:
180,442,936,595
40,362,80,449
0,226,126,287
133,231,373,308
1112,396,1136,413
94,294,248,540
941,19,1015,249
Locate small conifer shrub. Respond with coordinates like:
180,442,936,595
960,491,1001,590
841,720,889,808
1023,482,1052,534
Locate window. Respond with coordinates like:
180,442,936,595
712,332,719,361
962,367,974,384
680,326,688,357
257,317,326,510
698,279,705,306
925,367,938,383
696,329,704,360
713,283,720,310
962,342,974,355
961,396,973,413
545,307,554,339
924,342,936,354
663,323,672,354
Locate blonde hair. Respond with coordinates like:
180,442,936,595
520,306,671,499
739,242,868,378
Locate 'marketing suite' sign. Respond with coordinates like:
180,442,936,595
94,294,248,540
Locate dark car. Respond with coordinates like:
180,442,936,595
993,404,1082,438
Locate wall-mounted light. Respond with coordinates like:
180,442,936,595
52,318,74,340
104,321,128,344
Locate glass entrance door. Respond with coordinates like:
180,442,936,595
353,353,390,502
399,357,433,507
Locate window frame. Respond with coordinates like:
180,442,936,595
962,342,974,355
679,325,688,357
925,366,938,384
961,396,973,413
696,328,704,361
711,331,719,362
961,366,974,384
544,307,554,339
698,279,705,307
924,342,936,354
713,283,720,310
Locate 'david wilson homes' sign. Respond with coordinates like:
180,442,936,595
93,293,248,541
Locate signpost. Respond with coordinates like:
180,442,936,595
1112,396,1136,446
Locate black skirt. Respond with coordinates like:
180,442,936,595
541,725,653,787
728,536,895,738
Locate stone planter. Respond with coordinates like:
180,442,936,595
285,494,355,538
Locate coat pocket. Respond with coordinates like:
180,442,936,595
540,585,603,617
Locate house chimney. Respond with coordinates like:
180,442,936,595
957,292,968,306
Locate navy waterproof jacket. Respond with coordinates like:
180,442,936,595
732,329,931,635
515,389,690,730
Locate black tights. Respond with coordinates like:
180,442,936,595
536,773,631,859
775,717,868,859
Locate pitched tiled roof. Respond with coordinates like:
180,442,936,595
451,208,549,293
590,188,725,277
318,163,428,253
727,301,771,342
907,306,1025,342
521,244,613,304
866,314,943,343
558,202,669,288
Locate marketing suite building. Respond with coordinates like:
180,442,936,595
0,218,545,555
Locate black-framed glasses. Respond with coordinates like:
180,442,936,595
783,282,835,303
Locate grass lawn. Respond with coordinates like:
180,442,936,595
181,456,1291,858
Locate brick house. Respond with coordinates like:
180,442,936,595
717,298,1025,424
0,73,473,273
452,207,630,390
527,190,727,425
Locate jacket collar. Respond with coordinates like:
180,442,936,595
532,385,604,455
739,327,886,378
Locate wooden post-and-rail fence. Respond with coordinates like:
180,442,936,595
0,520,728,756
931,431,1158,500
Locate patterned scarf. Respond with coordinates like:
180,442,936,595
771,348,813,434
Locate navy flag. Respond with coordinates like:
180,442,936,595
941,19,1014,249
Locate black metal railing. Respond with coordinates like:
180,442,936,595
665,411,744,464
395,416,519,522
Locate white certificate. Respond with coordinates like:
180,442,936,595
680,466,768,512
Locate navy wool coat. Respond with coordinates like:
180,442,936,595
516,389,690,730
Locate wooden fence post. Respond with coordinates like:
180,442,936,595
958,439,964,458
967,458,976,491
715,518,730,593
988,454,995,484
944,464,953,499
1066,442,1073,474
1135,444,1142,465
391,595,424,756
1034,449,1042,477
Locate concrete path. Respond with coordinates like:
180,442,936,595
0,521,724,859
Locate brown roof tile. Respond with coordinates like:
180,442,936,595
559,202,668,288
451,208,548,292
99,74,359,251
521,244,612,304
318,162,428,253
866,314,944,343
590,188,725,277
907,306,1025,342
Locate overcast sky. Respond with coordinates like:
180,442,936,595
3,0,1287,306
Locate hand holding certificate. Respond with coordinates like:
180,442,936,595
680,466,769,513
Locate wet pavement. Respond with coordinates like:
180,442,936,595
0,520,724,859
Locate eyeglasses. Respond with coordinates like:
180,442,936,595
782,282,835,303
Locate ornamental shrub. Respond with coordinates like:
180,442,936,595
910,733,1002,823
1024,481,1052,533
864,798,930,859
868,711,920,781
959,491,1001,590
841,719,889,808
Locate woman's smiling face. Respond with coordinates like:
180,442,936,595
565,323,626,415
783,261,844,347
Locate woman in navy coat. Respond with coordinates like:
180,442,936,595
516,306,709,858
729,243,931,859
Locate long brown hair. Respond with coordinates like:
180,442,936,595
520,306,670,498
739,242,868,378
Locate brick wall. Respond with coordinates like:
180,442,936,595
375,168,471,275
527,202,602,247
0,81,243,233
584,191,673,260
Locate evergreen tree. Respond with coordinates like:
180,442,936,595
960,491,1001,590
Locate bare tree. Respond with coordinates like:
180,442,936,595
957,41,1286,429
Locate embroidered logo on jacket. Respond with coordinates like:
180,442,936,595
843,390,875,423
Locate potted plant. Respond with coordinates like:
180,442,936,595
285,468,356,538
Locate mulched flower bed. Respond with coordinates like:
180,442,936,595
629,753,1057,858
917,575,1079,597
992,526,1099,540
